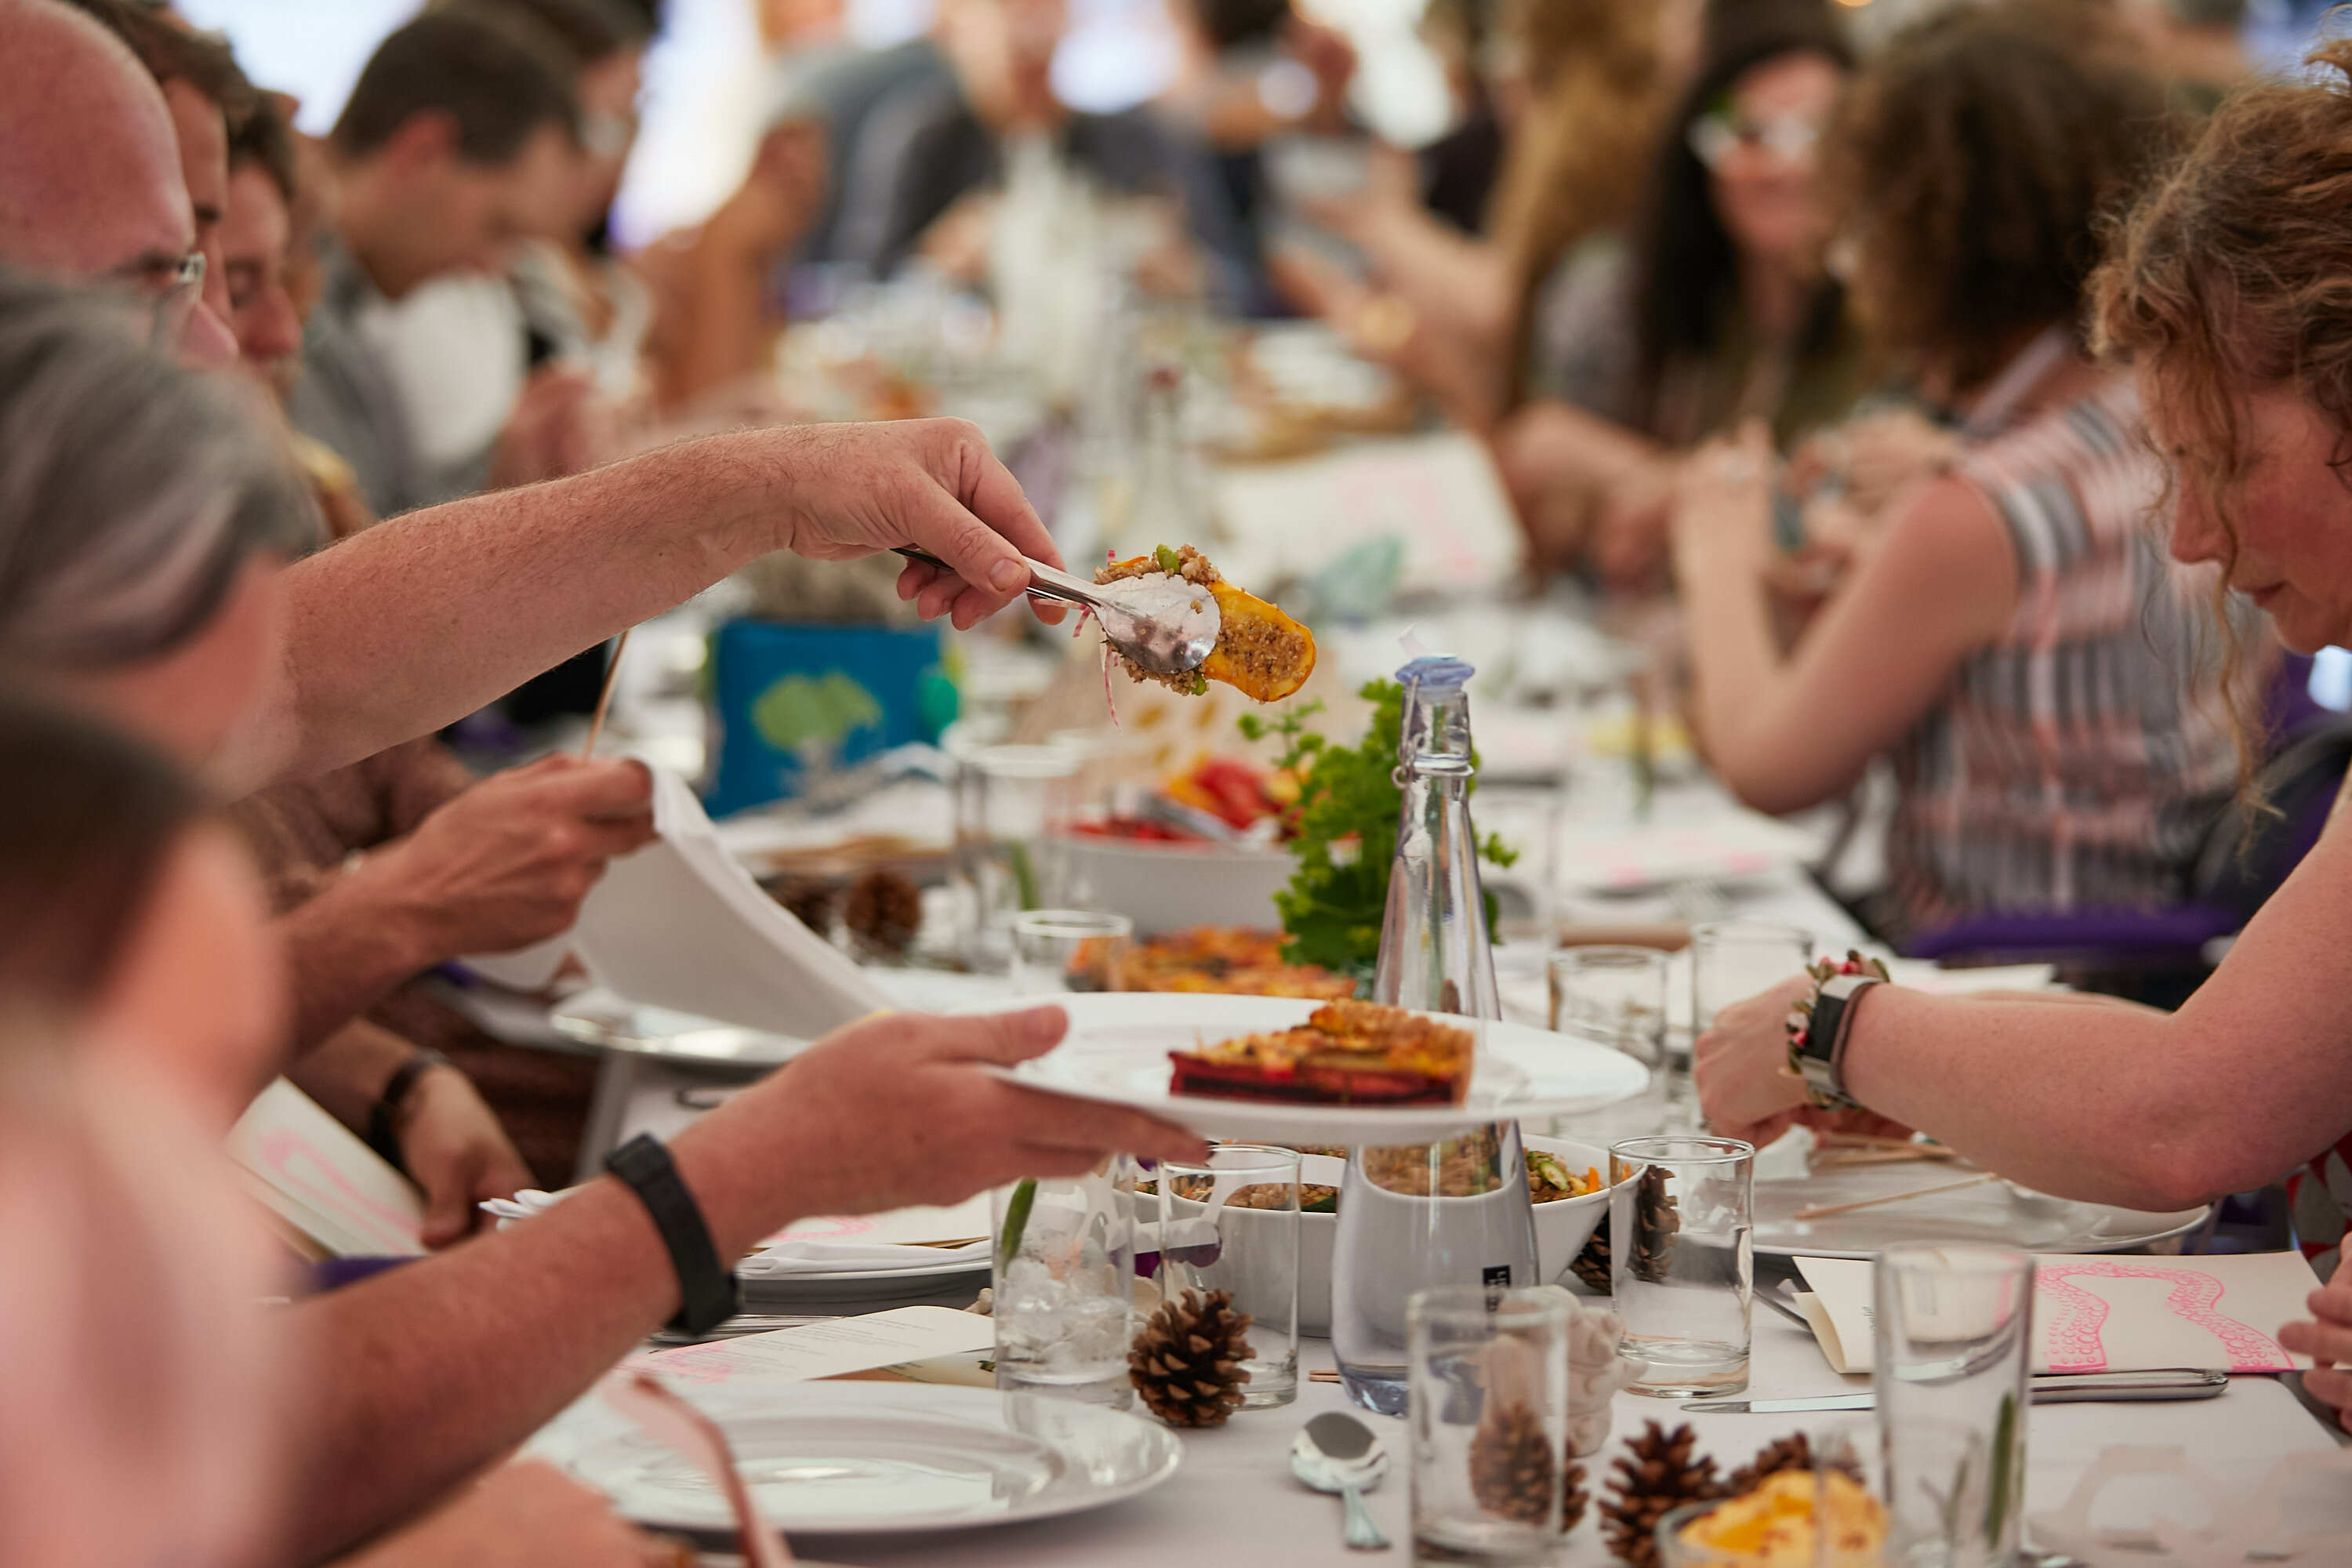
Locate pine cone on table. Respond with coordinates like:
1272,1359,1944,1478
768,875,834,935
842,866,921,957
1563,1456,1590,1533
1599,1421,1724,1568
1724,1431,1864,1496
1627,1164,1679,1286
1469,1398,1558,1526
1570,1215,1613,1293
1128,1287,1252,1428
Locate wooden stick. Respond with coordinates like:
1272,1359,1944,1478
580,625,633,760
1810,1148,1960,1169
1814,1132,1949,1152
1793,1171,2000,1221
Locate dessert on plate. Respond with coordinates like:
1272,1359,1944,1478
1097,545,1316,703
1167,998,1473,1105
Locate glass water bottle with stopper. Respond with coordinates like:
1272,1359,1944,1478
1329,654,1540,1415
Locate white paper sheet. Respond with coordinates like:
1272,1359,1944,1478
1794,1252,2317,1376
635,1306,995,1385
570,768,891,1040
227,1080,426,1258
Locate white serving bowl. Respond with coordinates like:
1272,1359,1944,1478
1272,1134,1624,1335
1055,833,1295,936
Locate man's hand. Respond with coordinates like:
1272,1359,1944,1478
754,419,1066,631
1693,974,1814,1145
400,1065,535,1249
354,757,656,966
677,1006,1208,1244
343,1461,687,1567
490,365,615,491
2281,1250,2352,1434
703,120,828,261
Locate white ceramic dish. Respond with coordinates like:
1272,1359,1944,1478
531,1382,1181,1538
958,993,1652,1144
1054,833,1295,936
1248,1134,1626,1334
1754,1162,2209,1259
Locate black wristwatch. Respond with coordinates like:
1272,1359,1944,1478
605,1133,739,1334
1793,971,1880,1109
365,1047,449,1173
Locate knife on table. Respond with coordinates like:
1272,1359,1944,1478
1684,1368,2230,1414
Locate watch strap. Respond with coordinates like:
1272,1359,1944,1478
366,1047,450,1173
604,1134,739,1334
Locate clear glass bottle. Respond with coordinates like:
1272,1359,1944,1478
1330,655,1540,1415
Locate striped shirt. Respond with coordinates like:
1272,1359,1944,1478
1882,375,2248,937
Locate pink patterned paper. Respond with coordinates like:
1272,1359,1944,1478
2036,1259,2292,1374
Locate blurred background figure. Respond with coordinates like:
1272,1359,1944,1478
1497,0,1860,586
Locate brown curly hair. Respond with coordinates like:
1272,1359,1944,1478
1831,0,2179,397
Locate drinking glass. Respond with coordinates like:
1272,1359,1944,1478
1011,909,1132,995
953,742,1082,970
1408,1286,1573,1566
1687,921,1813,1117
1875,1243,2034,1568
1608,1135,1753,1397
1548,946,1670,1143
991,1159,1136,1408
1147,1145,1301,1409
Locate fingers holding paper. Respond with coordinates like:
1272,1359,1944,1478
678,1006,1206,1247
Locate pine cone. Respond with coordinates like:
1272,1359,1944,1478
1564,1457,1590,1534
768,875,834,935
1627,1164,1679,1286
842,867,921,957
1599,1421,1723,1568
1128,1287,1252,1428
1724,1432,1864,1497
1470,1398,1558,1526
1571,1215,1612,1293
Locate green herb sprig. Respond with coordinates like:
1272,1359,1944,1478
1240,680,1517,975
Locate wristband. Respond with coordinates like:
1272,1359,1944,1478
366,1047,450,1173
604,1134,739,1334
1785,952,1888,1110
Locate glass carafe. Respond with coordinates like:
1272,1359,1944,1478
1330,655,1540,1414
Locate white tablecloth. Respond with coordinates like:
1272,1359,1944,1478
775,1316,2344,1566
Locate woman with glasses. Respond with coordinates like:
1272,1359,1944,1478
1669,2,2252,950
1495,0,1864,585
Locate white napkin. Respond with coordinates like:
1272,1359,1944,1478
738,1238,991,1276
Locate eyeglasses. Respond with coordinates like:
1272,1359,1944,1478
1688,111,1821,171
104,249,208,349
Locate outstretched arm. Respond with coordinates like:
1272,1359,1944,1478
1695,794,2352,1212
249,419,1057,785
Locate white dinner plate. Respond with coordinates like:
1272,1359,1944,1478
532,1382,1182,1538
1754,1162,2209,1260
736,1260,989,1307
956,993,1651,1143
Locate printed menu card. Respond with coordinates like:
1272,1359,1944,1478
1791,1251,2318,1376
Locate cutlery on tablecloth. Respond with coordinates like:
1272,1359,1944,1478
1291,1410,1392,1551
1682,1368,2230,1414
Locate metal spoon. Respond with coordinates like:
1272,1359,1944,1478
895,547,1221,677
1291,1410,1392,1551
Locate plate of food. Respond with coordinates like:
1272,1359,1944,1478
958,993,1651,1143
532,1381,1182,1539
1751,1159,2209,1259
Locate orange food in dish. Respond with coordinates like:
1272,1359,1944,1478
1097,546,1316,703
1168,999,1473,1105
1117,927,1356,1000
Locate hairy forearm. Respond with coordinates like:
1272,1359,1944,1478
1838,987,2263,1211
260,435,782,782
274,873,434,1055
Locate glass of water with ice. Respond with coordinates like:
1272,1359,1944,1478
1607,1134,1754,1397
991,1160,1137,1408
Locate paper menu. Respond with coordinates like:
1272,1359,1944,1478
637,1306,995,1386
227,1080,426,1258
1791,1252,2316,1376
569,768,890,1041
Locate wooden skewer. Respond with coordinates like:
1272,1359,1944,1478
1813,1132,1951,1152
580,625,633,761
1794,1171,2001,1221
1811,1148,1960,1169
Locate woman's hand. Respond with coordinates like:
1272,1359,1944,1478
1671,421,1780,584
1693,974,1813,1145
2280,1250,2352,1434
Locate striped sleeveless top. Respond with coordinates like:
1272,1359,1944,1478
1882,375,2246,938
